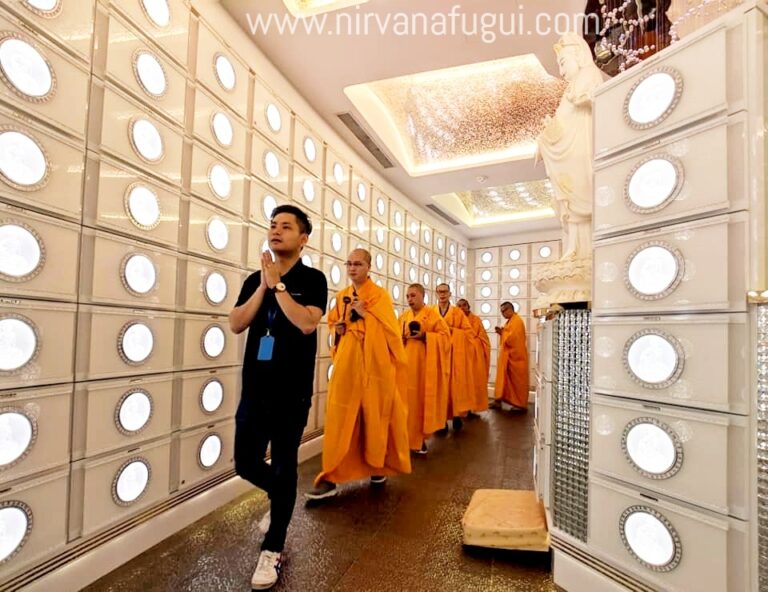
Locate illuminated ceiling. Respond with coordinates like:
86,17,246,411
282,0,369,18
433,179,557,227
344,54,565,177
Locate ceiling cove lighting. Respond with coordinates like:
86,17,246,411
344,54,564,176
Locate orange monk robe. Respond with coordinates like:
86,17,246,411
315,279,411,486
398,307,451,450
433,305,476,418
466,312,491,412
494,313,529,408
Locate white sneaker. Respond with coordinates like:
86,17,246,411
251,550,282,590
257,510,270,534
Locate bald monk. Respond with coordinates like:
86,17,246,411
492,301,529,411
399,283,451,455
306,249,411,500
457,299,491,414
433,283,475,431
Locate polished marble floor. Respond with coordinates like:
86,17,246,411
86,406,555,592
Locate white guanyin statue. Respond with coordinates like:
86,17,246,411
533,33,605,306
536,32,605,261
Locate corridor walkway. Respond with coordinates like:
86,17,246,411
86,408,555,592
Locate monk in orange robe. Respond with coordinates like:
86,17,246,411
457,299,491,413
399,284,451,454
433,283,475,430
306,249,411,500
493,301,529,411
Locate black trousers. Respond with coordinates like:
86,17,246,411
234,393,311,552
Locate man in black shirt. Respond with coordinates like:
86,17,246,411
229,205,327,590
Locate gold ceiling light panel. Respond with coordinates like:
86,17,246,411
344,54,565,176
282,0,370,18
433,179,556,227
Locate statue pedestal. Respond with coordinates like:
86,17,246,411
532,258,592,307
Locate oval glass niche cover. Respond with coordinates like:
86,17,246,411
119,322,154,364
204,271,227,305
265,103,282,133
116,389,153,434
622,418,682,479
0,410,35,467
625,68,682,129
0,223,43,281
202,325,226,359
624,330,683,388
211,112,234,147
206,218,229,251
303,137,317,163
125,184,161,230
121,253,157,296
0,130,48,189
626,156,682,213
263,151,280,179
141,0,171,28
620,506,681,571
200,378,224,413
625,243,683,300
130,118,164,162
0,316,39,372
133,50,166,97
0,503,32,564
214,54,236,91
113,458,150,504
330,264,342,285
208,163,231,199
24,0,62,15
199,433,222,468
0,35,55,100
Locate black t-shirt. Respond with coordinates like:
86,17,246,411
236,260,327,397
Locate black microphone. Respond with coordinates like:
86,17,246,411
350,290,361,322
335,296,352,347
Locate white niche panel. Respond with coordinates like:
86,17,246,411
592,314,748,414
177,420,234,490
594,117,747,237
591,395,749,519
0,299,76,390
177,315,239,370
71,374,173,459
75,438,171,537
0,111,85,221
177,367,239,430
75,305,175,381
103,12,186,127
0,17,89,138
589,476,747,592
195,22,248,119
0,384,71,485
0,207,79,302
593,213,748,314
79,229,177,310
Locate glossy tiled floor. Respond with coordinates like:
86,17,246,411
86,407,555,592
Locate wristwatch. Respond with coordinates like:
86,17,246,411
273,282,287,293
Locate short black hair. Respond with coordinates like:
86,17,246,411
271,205,313,235
500,301,513,309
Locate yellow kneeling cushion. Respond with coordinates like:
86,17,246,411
461,489,550,551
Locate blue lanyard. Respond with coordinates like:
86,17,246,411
266,307,277,336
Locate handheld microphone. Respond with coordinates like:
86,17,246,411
350,290,361,322
335,296,352,347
